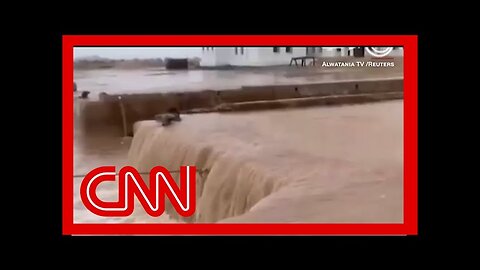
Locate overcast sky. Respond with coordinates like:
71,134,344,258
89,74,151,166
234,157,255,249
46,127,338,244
74,47,203,59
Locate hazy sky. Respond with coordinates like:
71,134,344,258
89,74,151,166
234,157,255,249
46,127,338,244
74,47,202,59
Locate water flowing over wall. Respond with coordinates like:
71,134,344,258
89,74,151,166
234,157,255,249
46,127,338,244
127,101,403,223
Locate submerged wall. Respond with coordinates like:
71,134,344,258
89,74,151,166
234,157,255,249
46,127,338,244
128,100,404,223
128,123,283,223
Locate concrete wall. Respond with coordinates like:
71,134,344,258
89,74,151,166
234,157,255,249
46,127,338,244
228,47,257,66
220,92,404,112
248,47,305,66
321,47,344,57
200,47,216,66
77,78,403,136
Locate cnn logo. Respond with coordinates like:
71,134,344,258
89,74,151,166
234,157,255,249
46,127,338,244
80,166,196,217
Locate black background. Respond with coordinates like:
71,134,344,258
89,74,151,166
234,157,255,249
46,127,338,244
13,7,447,262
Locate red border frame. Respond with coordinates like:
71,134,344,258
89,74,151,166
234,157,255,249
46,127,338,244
63,35,417,235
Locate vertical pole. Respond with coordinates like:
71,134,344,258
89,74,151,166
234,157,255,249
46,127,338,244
118,96,128,138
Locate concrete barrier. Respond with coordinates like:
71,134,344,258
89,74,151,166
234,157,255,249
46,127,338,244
217,87,275,103
218,92,404,112
77,78,403,135
83,91,221,135
75,100,123,135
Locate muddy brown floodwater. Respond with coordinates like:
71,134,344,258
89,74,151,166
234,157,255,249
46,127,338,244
74,100,403,224
74,65,403,100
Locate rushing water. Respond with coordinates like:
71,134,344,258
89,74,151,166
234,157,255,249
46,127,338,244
74,100,403,224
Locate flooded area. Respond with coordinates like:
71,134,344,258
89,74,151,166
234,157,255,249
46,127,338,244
74,100,403,224
74,64,403,100
73,54,404,224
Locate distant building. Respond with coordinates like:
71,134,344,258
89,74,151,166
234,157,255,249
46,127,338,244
200,47,404,67
201,47,303,66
